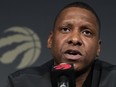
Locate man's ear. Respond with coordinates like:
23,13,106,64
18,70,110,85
96,40,101,57
47,32,53,48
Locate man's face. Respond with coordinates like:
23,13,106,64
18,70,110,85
47,7,101,72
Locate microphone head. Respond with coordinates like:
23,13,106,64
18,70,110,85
51,63,76,87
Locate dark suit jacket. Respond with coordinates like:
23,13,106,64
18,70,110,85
7,59,116,87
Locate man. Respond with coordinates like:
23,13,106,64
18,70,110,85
7,2,116,87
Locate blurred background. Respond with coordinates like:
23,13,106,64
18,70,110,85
0,0,116,87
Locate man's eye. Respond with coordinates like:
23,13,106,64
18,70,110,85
82,30,93,36
61,27,71,33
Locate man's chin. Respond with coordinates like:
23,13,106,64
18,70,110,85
74,63,93,78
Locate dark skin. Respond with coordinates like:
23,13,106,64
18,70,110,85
47,7,101,87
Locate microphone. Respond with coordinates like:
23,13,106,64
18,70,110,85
51,63,76,87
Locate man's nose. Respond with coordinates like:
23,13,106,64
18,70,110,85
67,32,82,46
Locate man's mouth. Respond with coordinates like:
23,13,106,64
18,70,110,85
64,49,82,60
65,50,82,55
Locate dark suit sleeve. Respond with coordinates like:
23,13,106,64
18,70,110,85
6,60,53,87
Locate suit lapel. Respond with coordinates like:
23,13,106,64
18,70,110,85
91,60,102,87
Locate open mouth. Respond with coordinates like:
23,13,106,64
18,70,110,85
64,49,82,60
65,50,82,55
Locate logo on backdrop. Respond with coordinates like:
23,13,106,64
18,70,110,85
0,26,41,69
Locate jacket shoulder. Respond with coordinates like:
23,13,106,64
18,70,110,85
95,59,116,71
9,59,53,78
95,60,116,87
